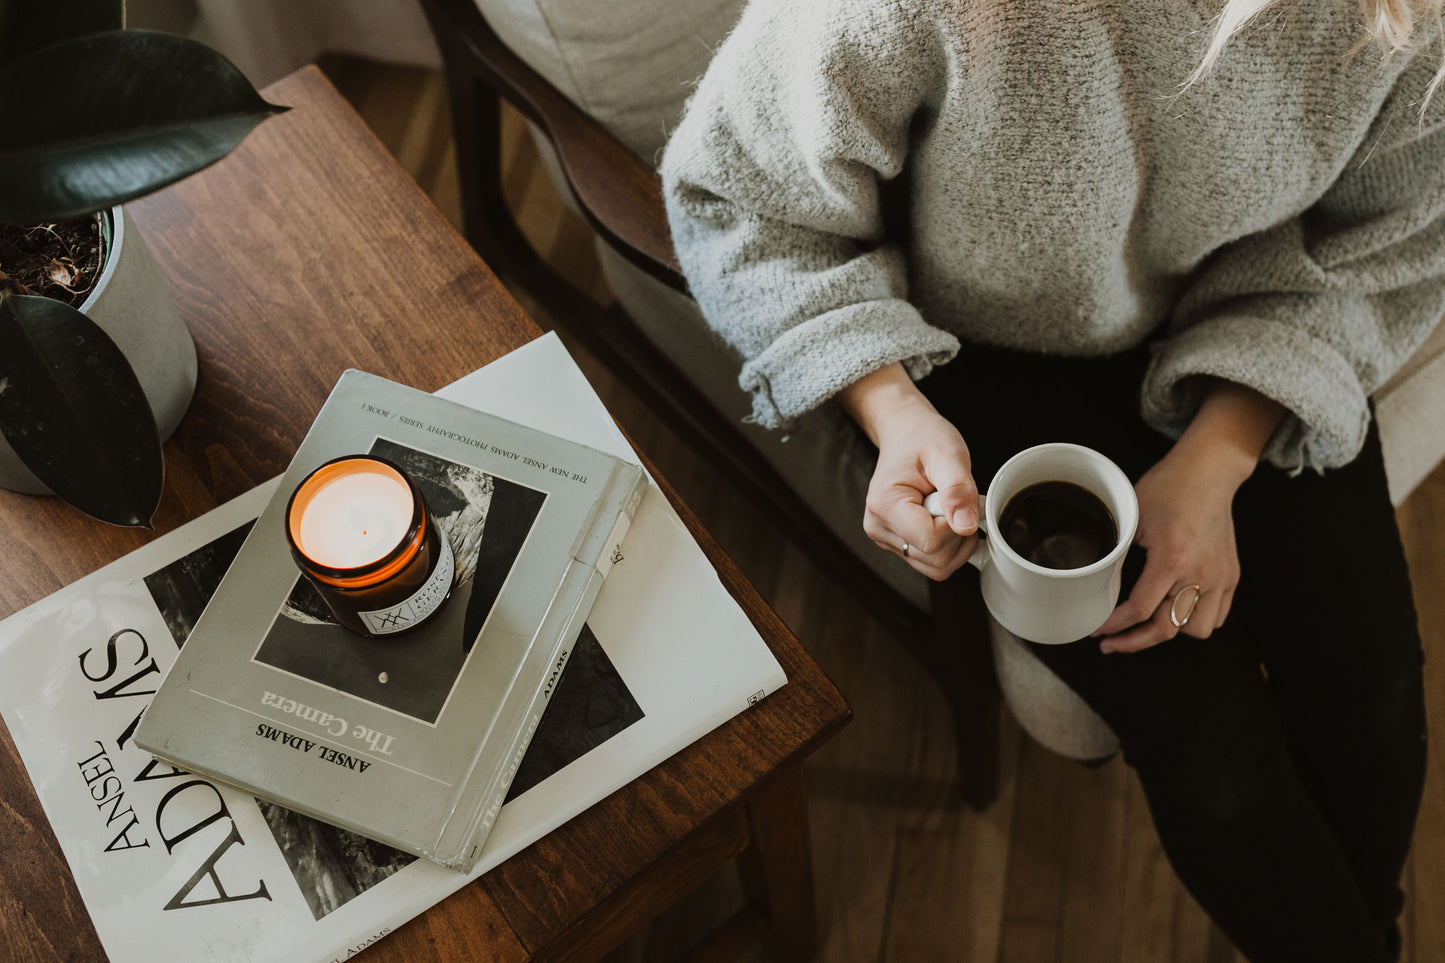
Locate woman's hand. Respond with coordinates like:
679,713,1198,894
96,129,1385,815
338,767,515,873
837,364,981,580
1093,379,1286,653
1092,441,1243,651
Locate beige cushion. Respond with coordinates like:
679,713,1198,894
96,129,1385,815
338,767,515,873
1376,317,1445,506
472,0,746,163
469,0,1445,764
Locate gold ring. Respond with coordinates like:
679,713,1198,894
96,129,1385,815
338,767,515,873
1170,584,1202,628
901,541,910,557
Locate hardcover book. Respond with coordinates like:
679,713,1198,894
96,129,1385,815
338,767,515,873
133,367,648,872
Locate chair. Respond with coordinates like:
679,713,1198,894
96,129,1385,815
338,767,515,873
415,0,1048,812
414,0,1445,808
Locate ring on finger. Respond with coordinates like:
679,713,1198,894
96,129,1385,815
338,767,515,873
1169,584,1203,628
901,540,911,558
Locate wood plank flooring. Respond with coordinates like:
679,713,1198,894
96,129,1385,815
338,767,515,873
319,56,1443,963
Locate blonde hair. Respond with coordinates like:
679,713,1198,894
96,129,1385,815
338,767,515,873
1186,0,1445,108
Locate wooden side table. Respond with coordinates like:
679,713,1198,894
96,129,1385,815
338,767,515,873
0,66,851,962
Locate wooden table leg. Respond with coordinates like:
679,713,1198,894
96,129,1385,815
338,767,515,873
528,762,825,963
736,763,819,961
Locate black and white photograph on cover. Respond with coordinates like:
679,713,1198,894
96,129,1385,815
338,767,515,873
144,520,256,646
257,799,417,920
253,438,548,724
142,514,647,922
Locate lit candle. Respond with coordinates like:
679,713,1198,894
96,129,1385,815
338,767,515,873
286,456,455,637
294,465,413,569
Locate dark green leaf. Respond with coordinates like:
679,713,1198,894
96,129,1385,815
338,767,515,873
0,0,122,72
0,292,163,526
0,30,288,223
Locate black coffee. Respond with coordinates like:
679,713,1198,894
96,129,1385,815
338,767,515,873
998,480,1117,570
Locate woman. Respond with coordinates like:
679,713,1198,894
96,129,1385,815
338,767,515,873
660,0,1443,959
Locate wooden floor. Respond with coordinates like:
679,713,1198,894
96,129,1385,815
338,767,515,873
319,56,1445,963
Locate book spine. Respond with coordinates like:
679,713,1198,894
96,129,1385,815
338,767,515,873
436,460,645,870
433,554,601,870
455,618,582,871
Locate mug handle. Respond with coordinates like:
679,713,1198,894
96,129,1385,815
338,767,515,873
923,491,990,571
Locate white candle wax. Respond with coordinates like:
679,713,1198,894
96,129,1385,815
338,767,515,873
295,467,414,569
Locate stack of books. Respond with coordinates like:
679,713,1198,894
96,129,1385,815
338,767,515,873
0,334,787,963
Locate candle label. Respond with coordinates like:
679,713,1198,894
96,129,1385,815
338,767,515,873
358,535,455,635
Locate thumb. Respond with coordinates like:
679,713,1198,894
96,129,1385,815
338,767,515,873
923,474,979,536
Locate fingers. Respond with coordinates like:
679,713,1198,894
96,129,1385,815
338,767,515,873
863,493,940,557
1096,590,1180,653
1183,582,1234,635
866,496,979,577
1098,581,1188,653
1211,585,1235,630
872,524,980,580
1097,579,1236,653
1093,552,1177,638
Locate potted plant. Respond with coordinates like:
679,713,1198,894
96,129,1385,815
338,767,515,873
0,2,285,526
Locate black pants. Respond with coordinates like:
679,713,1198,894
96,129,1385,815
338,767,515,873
920,344,1427,963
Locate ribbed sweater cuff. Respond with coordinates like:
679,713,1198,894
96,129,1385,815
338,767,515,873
1142,317,1371,473
738,300,960,429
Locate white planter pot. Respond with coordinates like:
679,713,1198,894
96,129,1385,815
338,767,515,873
0,206,199,494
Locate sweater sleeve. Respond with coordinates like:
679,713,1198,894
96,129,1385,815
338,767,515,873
1142,49,1445,473
659,0,959,430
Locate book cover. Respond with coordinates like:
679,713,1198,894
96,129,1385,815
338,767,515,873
133,368,648,871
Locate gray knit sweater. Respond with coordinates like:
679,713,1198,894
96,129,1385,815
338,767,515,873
659,0,1445,472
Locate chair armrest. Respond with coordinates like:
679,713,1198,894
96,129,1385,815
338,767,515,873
431,0,686,293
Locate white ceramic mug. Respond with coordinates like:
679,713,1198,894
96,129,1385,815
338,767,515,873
926,443,1138,644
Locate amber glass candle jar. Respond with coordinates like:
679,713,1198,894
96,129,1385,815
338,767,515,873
285,455,455,637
